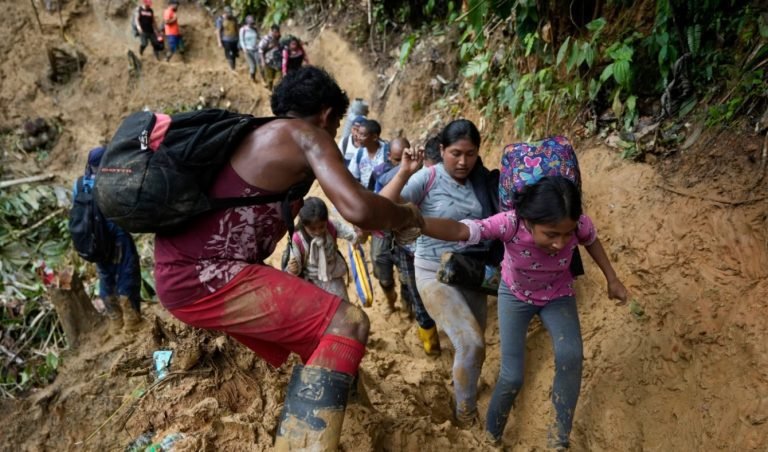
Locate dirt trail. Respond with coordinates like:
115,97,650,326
1,2,767,451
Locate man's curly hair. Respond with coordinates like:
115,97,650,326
271,66,349,121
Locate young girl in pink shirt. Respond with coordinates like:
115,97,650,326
422,175,628,449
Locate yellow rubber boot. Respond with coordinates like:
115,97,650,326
418,326,441,356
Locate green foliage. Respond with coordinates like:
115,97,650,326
448,0,766,142
0,178,72,397
229,0,306,27
399,34,417,68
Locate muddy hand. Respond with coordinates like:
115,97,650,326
393,203,424,245
403,202,424,230
608,278,628,305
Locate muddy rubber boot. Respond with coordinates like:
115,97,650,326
383,287,398,315
118,296,141,332
417,326,441,356
274,364,354,451
104,296,123,336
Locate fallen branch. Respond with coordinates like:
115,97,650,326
28,0,43,34
0,174,55,189
378,70,399,100
9,207,66,240
0,344,24,365
656,184,768,206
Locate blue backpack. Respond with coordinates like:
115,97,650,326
69,175,114,263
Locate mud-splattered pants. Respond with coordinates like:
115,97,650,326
415,262,487,418
486,281,583,447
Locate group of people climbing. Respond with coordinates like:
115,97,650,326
134,0,182,62
76,5,632,447
133,1,309,89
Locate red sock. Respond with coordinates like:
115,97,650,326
306,334,366,376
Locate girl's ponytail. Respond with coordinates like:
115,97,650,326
514,176,582,225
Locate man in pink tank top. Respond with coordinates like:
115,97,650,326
154,66,424,450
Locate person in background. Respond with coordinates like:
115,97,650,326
339,98,369,147
135,0,162,60
376,137,441,355
258,24,282,90
282,36,309,76
215,5,239,71
239,15,261,83
285,197,358,302
163,0,182,62
423,134,443,166
74,147,142,335
348,119,389,189
338,115,366,166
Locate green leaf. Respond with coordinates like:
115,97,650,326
626,94,637,112
567,42,582,72
556,36,571,66
584,44,596,68
399,34,417,68
612,89,624,118
46,352,59,370
614,60,631,90
600,63,615,82
586,17,607,33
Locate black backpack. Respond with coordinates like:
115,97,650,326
94,109,311,234
69,176,114,262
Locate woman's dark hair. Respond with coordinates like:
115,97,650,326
439,119,481,149
424,135,442,163
298,197,329,227
513,176,582,224
271,66,349,121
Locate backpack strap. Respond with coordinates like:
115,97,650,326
416,165,437,207
341,135,350,153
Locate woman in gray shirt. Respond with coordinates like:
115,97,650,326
380,119,492,427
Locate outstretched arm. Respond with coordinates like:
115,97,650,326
422,217,470,242
585,238,628,304
298,125,423,232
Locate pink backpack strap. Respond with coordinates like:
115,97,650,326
416,165,437,207
149,113,171,151
291,231,306,257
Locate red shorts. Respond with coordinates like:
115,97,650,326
166,264,342,367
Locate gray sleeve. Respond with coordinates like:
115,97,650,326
400,167,430,204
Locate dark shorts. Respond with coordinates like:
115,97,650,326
165,264,342,367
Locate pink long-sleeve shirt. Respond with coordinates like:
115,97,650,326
461,210,597,305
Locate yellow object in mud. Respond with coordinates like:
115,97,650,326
418,326,441,356
348,243,374,307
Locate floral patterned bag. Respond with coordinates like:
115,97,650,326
499,135,581,212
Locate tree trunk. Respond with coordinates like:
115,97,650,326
48,267,101,348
